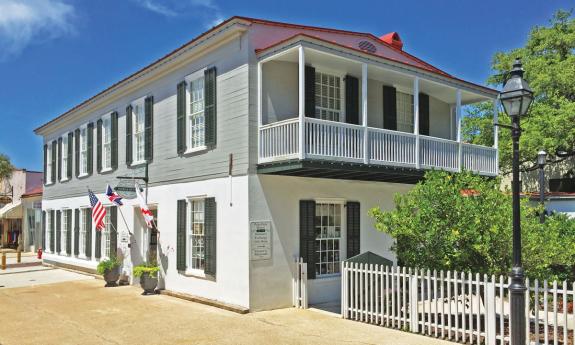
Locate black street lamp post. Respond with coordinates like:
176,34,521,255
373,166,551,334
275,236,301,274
498,58,534,345
538,150,547,223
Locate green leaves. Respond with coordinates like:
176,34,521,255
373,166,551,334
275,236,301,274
370,170,575,281
0,153,12,181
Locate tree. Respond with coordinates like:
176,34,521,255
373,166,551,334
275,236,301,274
462,10,575,174
369,170,575,281
0,153,12,181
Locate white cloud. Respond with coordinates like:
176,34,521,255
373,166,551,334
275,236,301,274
0,0,75,61
132,0,224,29
133,0,177,17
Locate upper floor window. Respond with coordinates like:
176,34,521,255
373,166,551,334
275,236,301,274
187,71,206,151
315,71,342,122
46,145,53,184
101,114,112,171
396,91,414,133
61,135,68,181
132,99,146,164
79,126,88,176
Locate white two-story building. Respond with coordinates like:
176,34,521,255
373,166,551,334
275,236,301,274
34,16,499,312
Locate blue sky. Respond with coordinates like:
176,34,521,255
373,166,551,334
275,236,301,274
0,0,572,171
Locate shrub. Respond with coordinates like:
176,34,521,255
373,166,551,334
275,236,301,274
96,257,121,275
133,263,160,278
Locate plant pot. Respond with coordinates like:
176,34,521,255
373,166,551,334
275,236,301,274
139,272,158,295
103,267,120,287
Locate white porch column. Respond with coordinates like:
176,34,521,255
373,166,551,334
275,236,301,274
493,98,499,174
413,77,420,169
298,46,305,160
362,63,368,164
456,89,462,172
257,61,263,162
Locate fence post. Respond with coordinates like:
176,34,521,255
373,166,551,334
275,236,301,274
410,269,419,333
341,261,346,318
486,276,496,345
301,260,308,309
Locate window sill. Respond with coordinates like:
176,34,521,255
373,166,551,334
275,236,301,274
100,167,113,174
130,160,147,168
78,173,89,179
77,254,88,260
183,146,208,155
45,182,54,186
181,270,209,280
60,178,69,183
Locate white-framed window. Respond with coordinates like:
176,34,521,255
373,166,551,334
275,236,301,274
315,71,343,122
61,210,68,255
132,98,146,164
78,208,87,257
187,198,205,273
101,113,112,171
79,125,88,176
396,91,414,133
45,210,52,252
46,145,53,184
102,208,111,259
315,201,344,277
186,70,206,151
61,135,68,181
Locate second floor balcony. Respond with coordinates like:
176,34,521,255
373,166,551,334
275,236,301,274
256,40,499,180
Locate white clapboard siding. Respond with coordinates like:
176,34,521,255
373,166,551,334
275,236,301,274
342,262,575,345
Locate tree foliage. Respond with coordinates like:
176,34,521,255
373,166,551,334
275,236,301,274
462,10,575,173
369,170,575,281
0,153,12,181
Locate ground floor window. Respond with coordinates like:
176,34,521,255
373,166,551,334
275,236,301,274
315,202,342,277
78,209,87,256
102,208,111,259
188,199,205,272
61,210,69,255
46,211,52,252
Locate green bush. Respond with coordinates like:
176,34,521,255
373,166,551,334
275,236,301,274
133,263,160,278
96,257,121,275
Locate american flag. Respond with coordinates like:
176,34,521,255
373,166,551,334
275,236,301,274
105,184,123,206
135,182,154,229
88,190,106,231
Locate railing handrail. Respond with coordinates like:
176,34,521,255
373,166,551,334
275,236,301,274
367,126,417,140
419,134,459,145
259,117,299,130
305,117,364,130
462,142,497,152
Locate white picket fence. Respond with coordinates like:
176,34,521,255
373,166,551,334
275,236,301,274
342,262,575,345
293,257,308,309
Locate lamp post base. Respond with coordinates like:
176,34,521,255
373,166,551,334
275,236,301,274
509,266,527,345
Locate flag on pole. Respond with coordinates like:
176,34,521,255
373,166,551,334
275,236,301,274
105,184,123,206
88,190,106,231
135,182,154,229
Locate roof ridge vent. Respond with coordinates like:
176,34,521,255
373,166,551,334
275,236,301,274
379,32,403,50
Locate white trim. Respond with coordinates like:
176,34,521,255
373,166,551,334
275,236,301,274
130,160,147,167
298,46,305,160
362,63,368,165
184,68,206,83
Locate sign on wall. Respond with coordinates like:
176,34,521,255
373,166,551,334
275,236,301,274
250,221,272,261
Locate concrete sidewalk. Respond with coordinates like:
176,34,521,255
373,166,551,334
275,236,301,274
0,277,455,345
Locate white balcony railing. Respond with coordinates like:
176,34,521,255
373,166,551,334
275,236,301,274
258,118,498,176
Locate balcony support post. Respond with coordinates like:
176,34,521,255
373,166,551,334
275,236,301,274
257,61,263,162
298,46,305,160
456,89,462,172
493,98,499,175
362,63,368,164
413,77,420,169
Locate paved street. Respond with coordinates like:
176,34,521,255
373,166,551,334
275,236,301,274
0,270,455,345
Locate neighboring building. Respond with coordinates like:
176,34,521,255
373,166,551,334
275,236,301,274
21,186,43,252
0,169,43,249
34,16,498,311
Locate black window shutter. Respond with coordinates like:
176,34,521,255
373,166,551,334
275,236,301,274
345,75,360,125
42,211,46,250
419,93,430,136
382,86,397,130
177,81,187,154
125,105,133,166
204,197,217,276
43,144,47,185
299,200,316,279
67,132,73,179
95,224,102,259
66,209,72,255
305,65,316,117
96,119,102,173
50,210,55,252
87,123,94,175
176,199,187,271
111,111,118,170
85,208,92,258
346,202,361,258
74,129,80,177
204,67,217,147
144,96,154,162
56,210,61,253
51,140,57,183
57,138,62,181
74,209,79,256
110,207,117,259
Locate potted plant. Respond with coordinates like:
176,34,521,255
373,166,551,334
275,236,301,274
133,263,160,295
96,257,121,287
